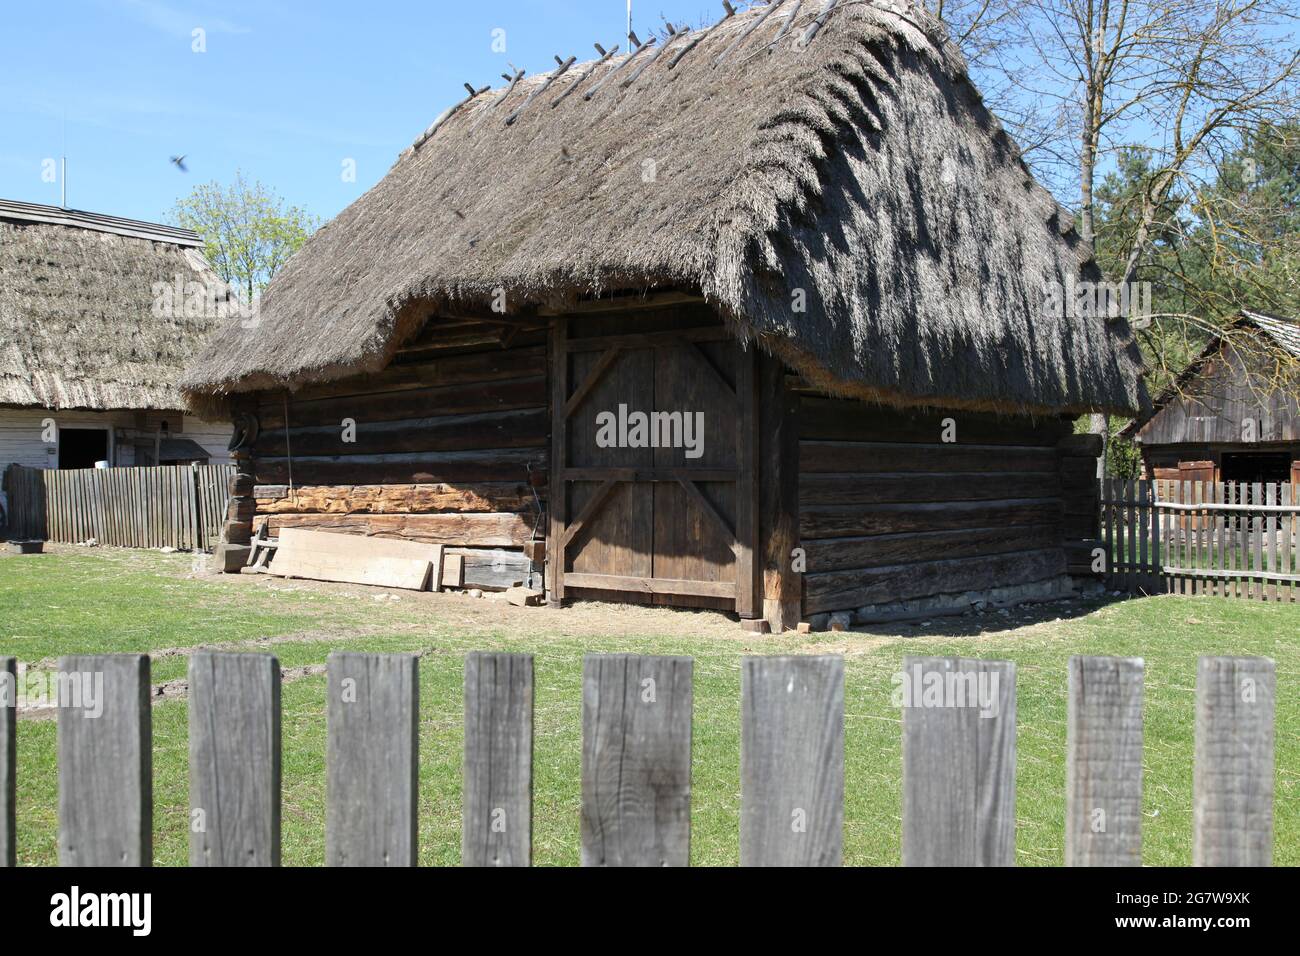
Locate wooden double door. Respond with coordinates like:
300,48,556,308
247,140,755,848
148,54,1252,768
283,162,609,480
548,307,758,614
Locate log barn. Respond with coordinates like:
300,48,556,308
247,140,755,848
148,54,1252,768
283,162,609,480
1121,310,1300,486
181,1,1146,631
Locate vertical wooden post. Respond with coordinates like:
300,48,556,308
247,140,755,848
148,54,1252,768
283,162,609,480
741,655,843,866
326,653,419,866
189,652,281,866
547,316,568,604
734,346,759,618
58,654,152,866
463,652,533,867
581,654,692,866
1,657,14,867
759,354,801,632
1066,656,1143,866
902,657,1016,866
1194,656,1274,866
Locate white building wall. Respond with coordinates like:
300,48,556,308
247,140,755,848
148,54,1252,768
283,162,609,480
0,407,231,520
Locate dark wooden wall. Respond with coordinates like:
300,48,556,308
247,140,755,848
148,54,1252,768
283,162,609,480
797,398,1079,616
247,318,548,550
1135,339,1300,447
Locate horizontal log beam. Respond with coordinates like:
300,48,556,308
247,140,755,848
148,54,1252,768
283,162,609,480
800,441,1058,474
803,548,1067,614
563,573,735,598
802,523,1061,574
254,482,539,515
564,326,731,353
538,291,705,316
255,408,548,457
800,398,1073,445
800,472,1061,507
259,376,546,429
254,448,546,486
254,512,537,548
800,498,1063,540
560,467,737,482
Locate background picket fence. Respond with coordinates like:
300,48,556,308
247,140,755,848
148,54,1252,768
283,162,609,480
1101,479,1299,601
0,652,1275,867
2,463,233,552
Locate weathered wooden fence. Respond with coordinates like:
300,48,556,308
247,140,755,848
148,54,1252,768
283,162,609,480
0,651,1276,867
2,463,233,552
1101,479,1299,600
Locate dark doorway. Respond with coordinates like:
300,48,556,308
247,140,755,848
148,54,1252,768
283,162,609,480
58,428,109,470
1219,452,1292,485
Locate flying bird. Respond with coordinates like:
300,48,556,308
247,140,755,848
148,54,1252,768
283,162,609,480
169,155,188,172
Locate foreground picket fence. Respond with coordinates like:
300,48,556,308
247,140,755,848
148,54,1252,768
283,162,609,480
0,652,1276,867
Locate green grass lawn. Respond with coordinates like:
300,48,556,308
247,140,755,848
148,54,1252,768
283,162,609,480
3,547,1297,866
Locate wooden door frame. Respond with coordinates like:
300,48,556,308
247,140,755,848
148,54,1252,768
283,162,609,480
546,315,760,615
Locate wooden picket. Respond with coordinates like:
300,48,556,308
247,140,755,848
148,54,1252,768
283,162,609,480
3,651,1278,867
462,652,533,867
0,657,14,868
741,656,844,866
326,653,419,867
581,654,692,867
2,463,232,551
1101,479,1300,600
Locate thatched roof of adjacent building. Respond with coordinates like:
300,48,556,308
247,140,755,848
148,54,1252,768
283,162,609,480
182,0,1147,418
1,198,229,412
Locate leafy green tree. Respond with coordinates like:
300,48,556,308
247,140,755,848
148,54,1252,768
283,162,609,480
173,171,319,303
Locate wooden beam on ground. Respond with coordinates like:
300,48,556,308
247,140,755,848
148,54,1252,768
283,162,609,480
581,655,692,866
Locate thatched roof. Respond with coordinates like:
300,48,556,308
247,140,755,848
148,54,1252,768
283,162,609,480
183,0,1147,418
1,198,229,412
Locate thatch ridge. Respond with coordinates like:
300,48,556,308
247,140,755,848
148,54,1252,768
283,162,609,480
182,0,1147,418
2,202,230,411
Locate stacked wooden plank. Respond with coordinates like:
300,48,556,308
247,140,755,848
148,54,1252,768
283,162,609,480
268,528,443,591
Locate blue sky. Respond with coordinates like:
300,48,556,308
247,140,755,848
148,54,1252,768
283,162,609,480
0,0,720,224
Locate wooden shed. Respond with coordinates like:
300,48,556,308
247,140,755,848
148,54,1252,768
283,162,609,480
1121,310,1300,486
182,2,1145,631
1,199,234,533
